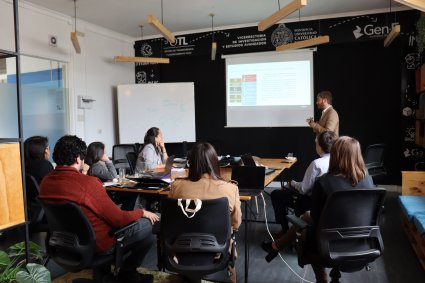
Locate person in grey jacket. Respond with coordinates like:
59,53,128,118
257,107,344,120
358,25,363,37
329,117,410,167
136,127,168,172
85,142,117,181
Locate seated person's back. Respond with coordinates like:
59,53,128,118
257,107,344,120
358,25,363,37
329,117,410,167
39,135,159,283
169,142,242,230
24,136,54,185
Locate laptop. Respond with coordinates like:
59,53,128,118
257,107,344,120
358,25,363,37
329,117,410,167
231,166,265,196
150,155,174,179
240,154,277,175
125,156,174,189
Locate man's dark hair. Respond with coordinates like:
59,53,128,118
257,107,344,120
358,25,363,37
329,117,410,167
317,90,333,104
53,135,87,166
317,131,338,153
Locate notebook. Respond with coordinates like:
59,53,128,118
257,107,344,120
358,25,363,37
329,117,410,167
240,154,277,175
231,166,265,196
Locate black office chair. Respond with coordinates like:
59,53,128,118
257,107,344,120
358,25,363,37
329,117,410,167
25,173,48,233
126,151,138,175
364,144,387,184
112,144,136,174
287,188,386,283
414,161,425,171
157,197,236,283
39,200,137,282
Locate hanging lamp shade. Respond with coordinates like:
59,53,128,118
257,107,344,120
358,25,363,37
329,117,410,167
276,35,330,51
258,0,307,32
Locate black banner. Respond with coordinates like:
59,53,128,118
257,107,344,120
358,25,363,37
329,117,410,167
134,10,418,83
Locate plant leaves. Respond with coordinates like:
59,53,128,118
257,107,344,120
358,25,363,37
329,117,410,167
16,263,51,283
0,250,11,268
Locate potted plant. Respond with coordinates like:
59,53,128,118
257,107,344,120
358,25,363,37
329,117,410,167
0,241,50,283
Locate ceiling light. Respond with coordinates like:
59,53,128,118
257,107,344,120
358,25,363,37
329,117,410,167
276,35,330,51
384,24,401,47
210,13,217,61
148,0,176,44
71,0,81,54
394,0,425,12
114,56,170,64
258,0,307,32
114,25,170,64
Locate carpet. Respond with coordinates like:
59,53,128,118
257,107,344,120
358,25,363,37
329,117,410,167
52,267,214,283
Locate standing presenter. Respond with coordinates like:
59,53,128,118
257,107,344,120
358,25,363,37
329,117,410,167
307,91,339,137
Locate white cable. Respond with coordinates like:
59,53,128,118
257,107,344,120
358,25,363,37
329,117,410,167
260,192,314,283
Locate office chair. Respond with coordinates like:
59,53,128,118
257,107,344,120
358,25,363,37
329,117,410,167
287,188,386,283
364,144,387,184
25,173,48,233
157,197,236,283
112,144,136,174
126,151,138,175
415,161,425,171
39,200,137,282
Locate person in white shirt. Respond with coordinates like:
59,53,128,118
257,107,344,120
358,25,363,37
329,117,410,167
270,131,337,235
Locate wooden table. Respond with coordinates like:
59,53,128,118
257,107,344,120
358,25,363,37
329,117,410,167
105,158,297,201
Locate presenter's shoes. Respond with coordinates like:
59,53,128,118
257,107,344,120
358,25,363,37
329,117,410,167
117,270,154,283
261,241,279,263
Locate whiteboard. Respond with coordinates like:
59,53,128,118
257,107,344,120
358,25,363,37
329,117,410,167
117,83,196,143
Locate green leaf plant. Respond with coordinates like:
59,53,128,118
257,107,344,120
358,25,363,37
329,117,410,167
0,241,50,283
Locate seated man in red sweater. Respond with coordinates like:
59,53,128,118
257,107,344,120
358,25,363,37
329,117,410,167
39,135,159,283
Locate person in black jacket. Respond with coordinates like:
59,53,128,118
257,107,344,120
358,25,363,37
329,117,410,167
263,136,374,283
24,136,54,184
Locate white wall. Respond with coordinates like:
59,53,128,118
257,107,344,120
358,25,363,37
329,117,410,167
0,0,135,155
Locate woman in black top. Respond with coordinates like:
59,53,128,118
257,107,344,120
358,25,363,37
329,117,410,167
264,136,374,283
24,136,54,184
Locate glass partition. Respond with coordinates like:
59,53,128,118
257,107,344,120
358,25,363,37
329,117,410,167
0,55,19,138
5,56,69,153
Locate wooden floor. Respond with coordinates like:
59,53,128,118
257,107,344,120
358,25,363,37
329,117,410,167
1,188,425,283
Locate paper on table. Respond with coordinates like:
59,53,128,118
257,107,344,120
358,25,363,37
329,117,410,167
103,181,119,187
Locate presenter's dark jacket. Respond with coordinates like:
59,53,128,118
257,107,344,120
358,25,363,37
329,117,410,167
311,106,339,136
39,166,144,252
310,173,374,223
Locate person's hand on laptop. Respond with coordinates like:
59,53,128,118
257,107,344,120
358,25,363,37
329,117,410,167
143,210,160,224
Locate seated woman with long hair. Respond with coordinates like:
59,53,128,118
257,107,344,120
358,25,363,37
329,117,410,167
169,142,242,282
169,142,241,230
264,136,374,283
136,127,168,172
24,136,54,184
85,142,118,182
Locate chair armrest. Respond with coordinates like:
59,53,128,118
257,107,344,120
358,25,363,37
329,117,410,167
111,221,138,240
286,215,308,230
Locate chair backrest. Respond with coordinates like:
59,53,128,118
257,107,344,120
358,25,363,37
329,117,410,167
25,174,45,230
112,144,136,173
38,200,97,272
126,151,138,175
160,197,232,279
316,188,386,272
364,144,386,168
415,161,425,171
